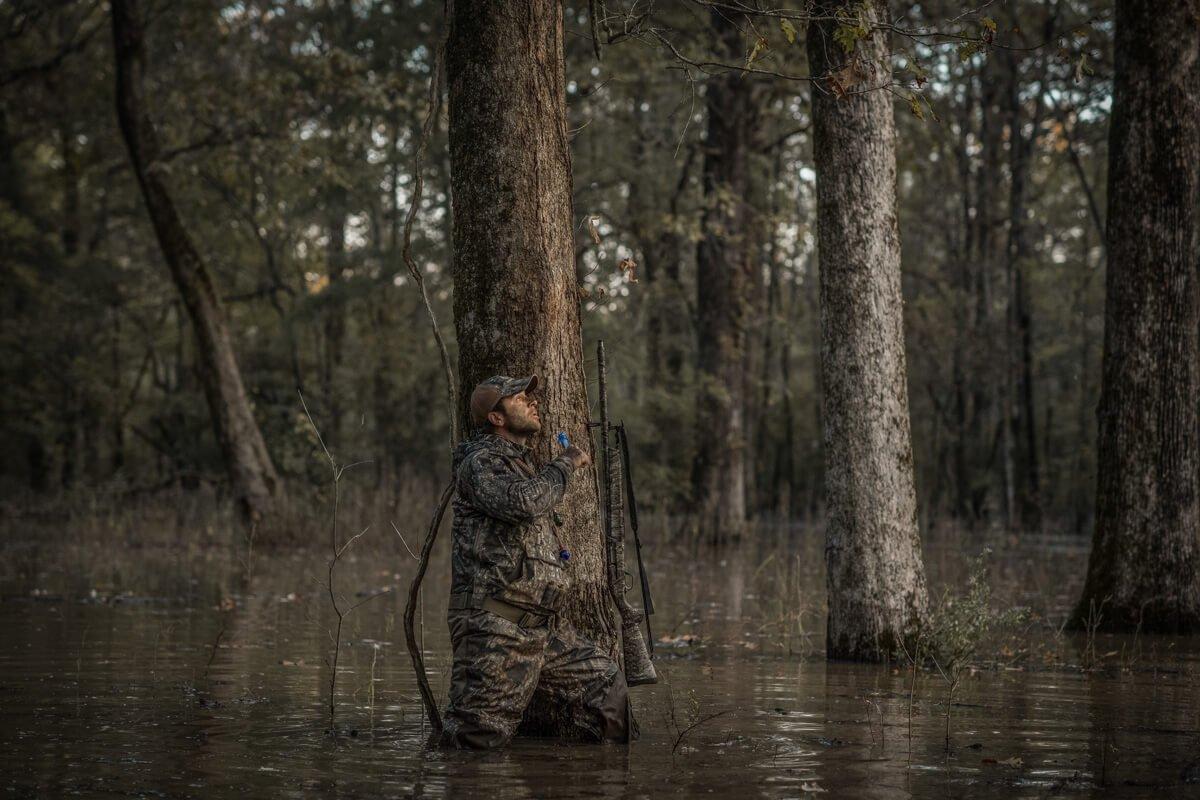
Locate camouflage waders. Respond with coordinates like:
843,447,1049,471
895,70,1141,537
440,430,635,748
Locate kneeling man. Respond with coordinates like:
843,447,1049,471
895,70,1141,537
440,374,635,748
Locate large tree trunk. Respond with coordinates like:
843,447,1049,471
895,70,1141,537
111,0,283,524
808,0,928,661
689,9,756,543
446,0,614,729
1073,0,1200,633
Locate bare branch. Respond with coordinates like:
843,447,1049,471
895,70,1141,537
391,520,419,560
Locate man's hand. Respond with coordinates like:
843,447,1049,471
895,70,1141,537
562,444,592,469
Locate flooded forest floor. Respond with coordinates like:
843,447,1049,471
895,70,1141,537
2,491,1198,798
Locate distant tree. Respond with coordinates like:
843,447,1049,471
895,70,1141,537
808,0,929,660
1073,0,1200,633
111,0,284,523
446,0,614,729
688,8,760,544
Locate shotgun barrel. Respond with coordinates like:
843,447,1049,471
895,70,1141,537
597,340,657,686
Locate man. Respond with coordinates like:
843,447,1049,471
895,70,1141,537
439,374,636,748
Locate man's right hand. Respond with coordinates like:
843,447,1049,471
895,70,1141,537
562,445,592,469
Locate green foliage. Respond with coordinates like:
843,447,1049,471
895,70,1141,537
745,35,769,69
833,2,872,53
920,549,1028,676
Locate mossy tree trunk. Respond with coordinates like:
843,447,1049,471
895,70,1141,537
1073,0,1200,633
808,0,928,660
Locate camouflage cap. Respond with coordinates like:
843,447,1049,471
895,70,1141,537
470,374,539,427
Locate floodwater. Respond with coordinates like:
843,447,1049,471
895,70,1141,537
2,516,1198,799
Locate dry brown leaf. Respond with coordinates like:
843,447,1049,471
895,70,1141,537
618,257,639,283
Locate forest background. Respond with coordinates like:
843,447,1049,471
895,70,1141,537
1,0,1110,540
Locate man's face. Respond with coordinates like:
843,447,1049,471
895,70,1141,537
495,391,541,435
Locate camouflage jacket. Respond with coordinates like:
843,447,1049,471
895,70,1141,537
448,433,576,614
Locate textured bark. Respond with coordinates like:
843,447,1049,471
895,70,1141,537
111,0,283,523
446,0,613,730
808,0,928,660
689,9,756,543
1073,0,1200,633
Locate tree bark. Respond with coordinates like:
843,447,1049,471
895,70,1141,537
111,0,283,523
689,9,756,543
1073,0,1200,633
446,0,614,730
808,0,929,660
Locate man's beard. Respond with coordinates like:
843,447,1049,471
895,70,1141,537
509,412,541,435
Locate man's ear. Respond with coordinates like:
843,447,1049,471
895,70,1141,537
486,408,506,429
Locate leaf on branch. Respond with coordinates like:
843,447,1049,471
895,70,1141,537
903,56,929,88
827,62,863,99
833,25,863,54
618,257,638,284
746,35,769,69
957,40,984,62
833,2,871,54
980,16,996,45
907,93,925,121
587,216,602,244
1074,53,1093,83
779,18,797,45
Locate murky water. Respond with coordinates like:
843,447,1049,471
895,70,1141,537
3,519,1198,798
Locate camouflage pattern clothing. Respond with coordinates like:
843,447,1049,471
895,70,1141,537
440,432,634,748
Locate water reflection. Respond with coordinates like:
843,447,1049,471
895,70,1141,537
1,526,1198,798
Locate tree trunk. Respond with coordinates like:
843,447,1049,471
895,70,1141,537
111,0,283,524
808,0,928,660
1073,0,1200,633
323,194,348,452
446,0,614,729
1004,7,1056,532
689,9,756,543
